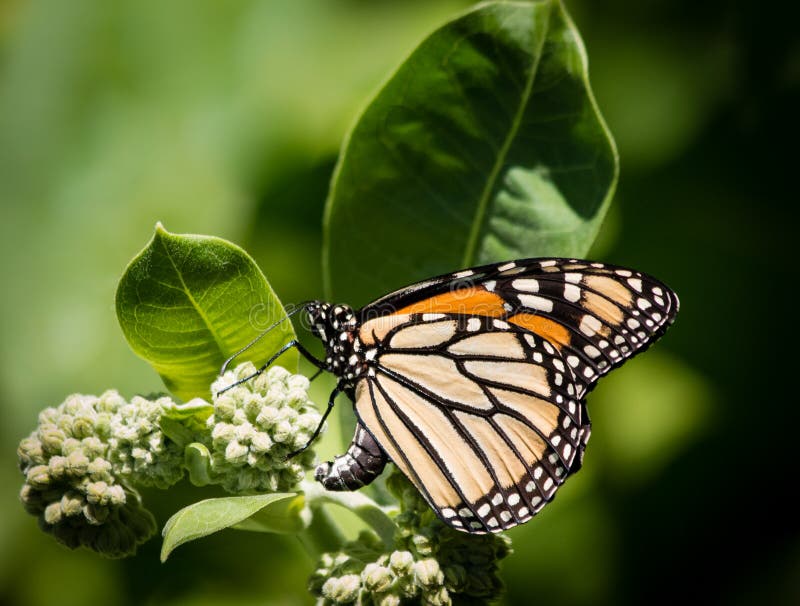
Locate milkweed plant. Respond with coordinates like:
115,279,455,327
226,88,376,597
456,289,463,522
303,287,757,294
17,1,618,603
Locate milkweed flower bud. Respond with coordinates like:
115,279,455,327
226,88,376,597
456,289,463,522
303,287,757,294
309,470,510,606
208,363,323,493
309,468,512,605
17,389,195,557
107,395,185,489
361,562,394,593
321,574,362,603
17,391,163,557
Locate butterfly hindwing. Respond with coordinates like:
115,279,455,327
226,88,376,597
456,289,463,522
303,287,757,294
353,314,588,533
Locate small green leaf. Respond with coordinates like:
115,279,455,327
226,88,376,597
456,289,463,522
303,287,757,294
184,442,213,486
160,398,215,446
116,223,297,401
160,493,301,561
232,494,309,534
324,0,617,305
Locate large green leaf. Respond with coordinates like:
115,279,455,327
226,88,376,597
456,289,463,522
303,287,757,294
324,0,617,306
116,223,297,401
160,493,304,561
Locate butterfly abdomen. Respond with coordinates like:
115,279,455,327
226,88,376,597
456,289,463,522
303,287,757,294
315,423,387,490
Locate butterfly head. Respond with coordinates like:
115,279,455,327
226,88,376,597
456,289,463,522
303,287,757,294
305,301,356,339
304,301,360,375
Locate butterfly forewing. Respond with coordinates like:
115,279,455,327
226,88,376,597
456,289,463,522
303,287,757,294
361,258,679,398
493,261,679,397
354,314,587,533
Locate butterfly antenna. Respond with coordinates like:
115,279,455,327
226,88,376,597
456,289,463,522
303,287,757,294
220,302,310,375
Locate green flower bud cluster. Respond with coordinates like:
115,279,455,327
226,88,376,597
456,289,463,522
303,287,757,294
388,471,511,602
17,391,159,557
107,395,186,488
309,469,512,605
207,363,323,493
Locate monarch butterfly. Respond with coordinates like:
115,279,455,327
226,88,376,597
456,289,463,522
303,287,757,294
223,257,679,534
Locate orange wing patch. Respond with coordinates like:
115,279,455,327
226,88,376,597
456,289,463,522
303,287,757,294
395,287,507,318
508,314,571,349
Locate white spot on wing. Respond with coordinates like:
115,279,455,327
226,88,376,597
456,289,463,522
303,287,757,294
512,278,540,292
564,284,581,302
627,278,643,292
519,294,553,312
579,315,602,336
524,334,536,347
584,345,601,358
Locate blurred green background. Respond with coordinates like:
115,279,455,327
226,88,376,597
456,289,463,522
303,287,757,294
1,1,797,604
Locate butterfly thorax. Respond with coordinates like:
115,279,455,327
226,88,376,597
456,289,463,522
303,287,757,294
305,301,366,385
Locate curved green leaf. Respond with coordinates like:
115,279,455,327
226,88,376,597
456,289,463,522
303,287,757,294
159,397,214,448
324,0,617,306
160,493,303,561
184,442,214,487
116,223,297,401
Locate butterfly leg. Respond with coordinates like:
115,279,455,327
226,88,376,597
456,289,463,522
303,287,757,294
285,383,343,460
315,421,388,491
217,339,327,396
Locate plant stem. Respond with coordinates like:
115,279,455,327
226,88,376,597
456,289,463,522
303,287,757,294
302,480,397,548
297,504,345,559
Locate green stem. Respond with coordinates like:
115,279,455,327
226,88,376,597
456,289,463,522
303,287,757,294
297,504,345,559
302,480,397,548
